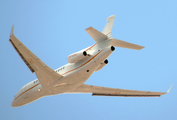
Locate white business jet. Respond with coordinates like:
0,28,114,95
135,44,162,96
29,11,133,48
10,15,171,107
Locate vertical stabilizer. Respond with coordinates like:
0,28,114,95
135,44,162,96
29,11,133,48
102,15,116,37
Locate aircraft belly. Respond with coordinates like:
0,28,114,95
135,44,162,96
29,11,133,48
46,50,113,95
47,67,96,95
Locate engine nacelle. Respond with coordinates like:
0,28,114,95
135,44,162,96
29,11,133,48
67,51,87,63
95,59,108,72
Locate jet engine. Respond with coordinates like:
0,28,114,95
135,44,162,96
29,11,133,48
95,59,108,72
67,51,88,63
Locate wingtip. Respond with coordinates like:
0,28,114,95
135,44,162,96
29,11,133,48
138,46,145,50
167,84,173,93
10,25,14,36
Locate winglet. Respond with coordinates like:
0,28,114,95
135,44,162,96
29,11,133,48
10,25,14,36
167,84,173,93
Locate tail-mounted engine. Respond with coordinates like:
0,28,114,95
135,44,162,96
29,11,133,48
95,59,108,72
67,51,88,63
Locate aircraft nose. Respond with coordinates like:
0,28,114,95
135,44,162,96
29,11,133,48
11,99,19,107
11,99,17,107
11,99,15,107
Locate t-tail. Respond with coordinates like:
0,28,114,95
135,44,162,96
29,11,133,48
102,15,116,38
86,15,144,50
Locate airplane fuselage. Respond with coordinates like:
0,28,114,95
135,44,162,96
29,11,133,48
11,15,167,108
12,40,115,107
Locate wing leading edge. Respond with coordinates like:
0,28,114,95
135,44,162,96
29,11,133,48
9,25,63,87
85,27,108,43
69,84,172,97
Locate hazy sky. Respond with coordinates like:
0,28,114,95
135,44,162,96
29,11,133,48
1,0,177,120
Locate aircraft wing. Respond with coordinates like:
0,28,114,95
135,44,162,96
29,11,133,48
69,84,172,97
9,25,63,87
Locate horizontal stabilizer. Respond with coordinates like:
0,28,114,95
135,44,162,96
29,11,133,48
86,27,108,43
111,39,144,50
